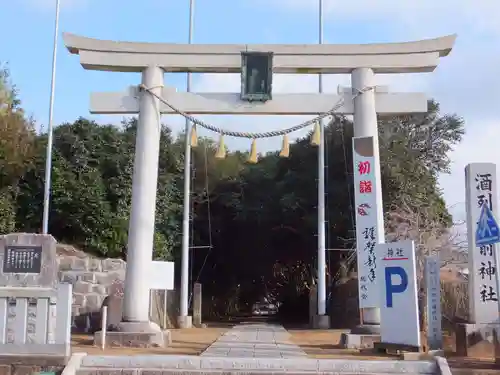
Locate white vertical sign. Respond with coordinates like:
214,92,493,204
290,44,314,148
425,256,442,350
353,136,382,308
378,240,420,347
465,163,498,324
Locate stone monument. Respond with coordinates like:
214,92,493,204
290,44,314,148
0,233,59,344
193,282,202,327
456,163,500,357
0,233,58,288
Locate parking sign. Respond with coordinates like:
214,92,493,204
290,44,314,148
377,240,421,347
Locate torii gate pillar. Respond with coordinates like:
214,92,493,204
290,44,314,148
119,66,166,338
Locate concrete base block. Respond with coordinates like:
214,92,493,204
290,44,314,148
311,314,330,329
94,321,170,348
94,330,171,348
399,349,444,361
340,332,381,349
351,324,381,334
455,322,500,357
374,341,420,354
177,315,193,329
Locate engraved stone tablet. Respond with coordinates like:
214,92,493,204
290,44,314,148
0,233,58,287
3,245,42,274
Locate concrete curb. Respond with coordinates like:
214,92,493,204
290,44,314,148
434,356,452,375
185,372,423,375
61,352,88,375
80,355,438,374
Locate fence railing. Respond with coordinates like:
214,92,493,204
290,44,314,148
0,283,72,356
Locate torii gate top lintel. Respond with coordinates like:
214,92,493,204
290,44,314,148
63,32,456,74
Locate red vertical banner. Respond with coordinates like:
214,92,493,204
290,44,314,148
353,136,381,308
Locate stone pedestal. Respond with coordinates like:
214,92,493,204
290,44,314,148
351,324,381,334
177,315,193,329
374,341,420,354
340,332,381,349
94,321,170,348
193,283,202,327
399,349,444,360
312,314,330,329
352,307,381,334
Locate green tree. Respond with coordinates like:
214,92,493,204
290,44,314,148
0,64,36,234
17,118,183,259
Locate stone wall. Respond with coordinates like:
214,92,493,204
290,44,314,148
57,245,126,332
56,244,180,333
0,356,66,375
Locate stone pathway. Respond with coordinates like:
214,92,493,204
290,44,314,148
201,322,308,358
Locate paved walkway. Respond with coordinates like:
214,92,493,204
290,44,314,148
201,322,308,358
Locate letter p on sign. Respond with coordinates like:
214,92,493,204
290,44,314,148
385,266,408,307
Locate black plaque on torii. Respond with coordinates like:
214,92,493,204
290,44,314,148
240,51,273,102
3,245,42,274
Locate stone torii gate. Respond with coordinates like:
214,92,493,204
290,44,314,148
63,33,455,343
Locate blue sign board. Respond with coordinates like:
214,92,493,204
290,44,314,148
476,203,500,246
384,266,408,308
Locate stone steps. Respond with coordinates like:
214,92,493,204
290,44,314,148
76,371,434,375
62,324,451,375
65,354,445,375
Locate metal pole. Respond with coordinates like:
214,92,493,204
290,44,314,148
180,0,195,321
317,0,327,316
42,0,61,234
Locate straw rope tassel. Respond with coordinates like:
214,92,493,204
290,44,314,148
190,124,198,147
215,134,226,159
310,121,320,146
248,139,258,163
279,134,290,158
